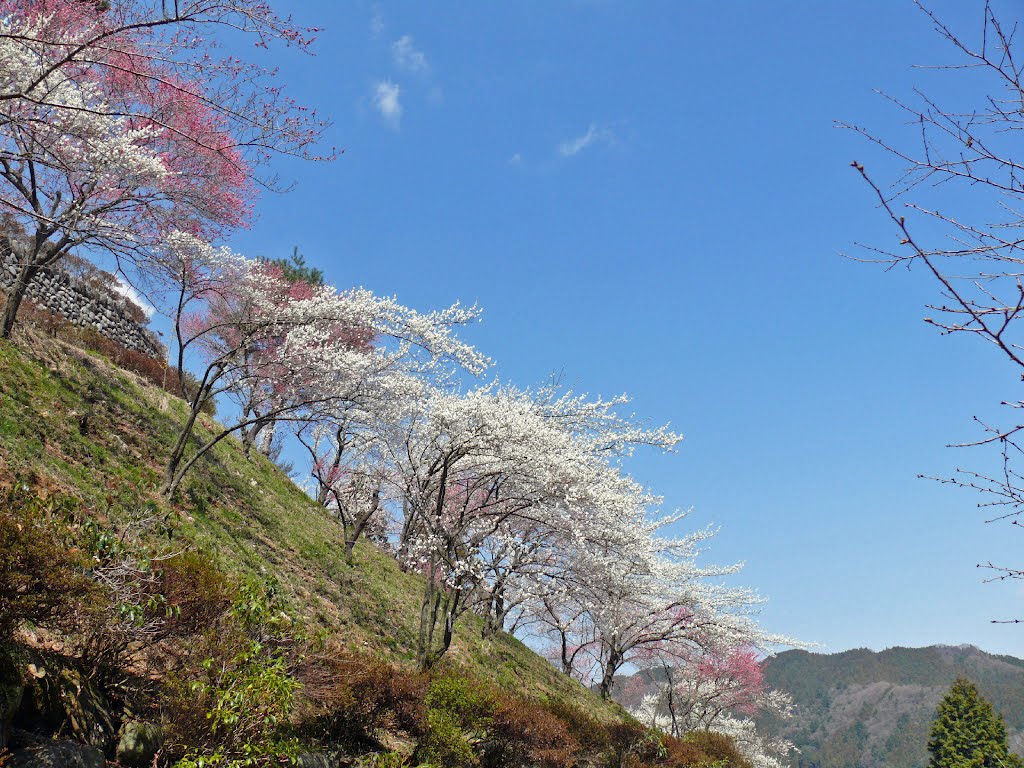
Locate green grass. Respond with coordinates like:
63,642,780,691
0,335,624,719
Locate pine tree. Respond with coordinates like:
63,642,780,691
928,676,1023,768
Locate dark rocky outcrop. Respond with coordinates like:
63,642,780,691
5,734,105,768
0,647,24,751
116,721,163,767
12,654,119,753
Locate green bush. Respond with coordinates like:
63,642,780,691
425,674,497,730
368,752,410,768
165,579,304,767
417,708,479,768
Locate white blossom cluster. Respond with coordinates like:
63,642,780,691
634,694,795,768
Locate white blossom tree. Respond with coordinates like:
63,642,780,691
375,382,681,670
156,242,484,497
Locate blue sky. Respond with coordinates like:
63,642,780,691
223,1,1024,657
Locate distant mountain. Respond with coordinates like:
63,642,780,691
760,645,1024,768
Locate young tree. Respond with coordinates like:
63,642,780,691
846,2,1024,598
380,386,564,669
630,642,796,768
577,516,771,700
928,676,1022,768
296,394,407,562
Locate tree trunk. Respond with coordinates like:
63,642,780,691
481,588,507,639
664,665,679,737
162,404,203,496
598,648,622,699
1,262,38,339
440,591,459,658
561,631,572,675
416,564,436,671
257,419,276,455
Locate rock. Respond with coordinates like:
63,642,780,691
116,721,163,766
5,738,105,768
297,752,342,768
0,647,24,750
14,663,117,751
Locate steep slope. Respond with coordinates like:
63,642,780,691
0,334,620,715
761,646,1024,768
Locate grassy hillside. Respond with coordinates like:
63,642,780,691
0,333,621,711
6,329,770,768
761,646,1024,768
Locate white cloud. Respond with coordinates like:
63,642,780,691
114,277,155,318
373,80,402,127
370,5,385,37
392,35,429,74
558,123,616,157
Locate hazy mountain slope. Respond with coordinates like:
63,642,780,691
761,646,1024,768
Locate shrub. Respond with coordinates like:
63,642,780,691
369,752,410,768
154,552,235,638
163,579,303,767
0,484,94,641
546,700,611,754
605,721,664,768
425,674,497,730
660,735,717,768
296,648,428,745
481,699,578,768
417,708,479,768
681,731,753,768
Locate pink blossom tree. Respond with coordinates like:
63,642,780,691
0,1,326,169
0,0,328,337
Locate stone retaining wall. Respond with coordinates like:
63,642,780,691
0,247,162,357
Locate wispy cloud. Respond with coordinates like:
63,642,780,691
392,35,429,74
370,5,385,37
558,123,616,157
373,80,402,127
508,153,523,166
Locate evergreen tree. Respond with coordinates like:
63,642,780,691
928,677,1022,768
261,246,324,287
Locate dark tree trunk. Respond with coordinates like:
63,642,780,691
1,262,38,338
598,648,622,699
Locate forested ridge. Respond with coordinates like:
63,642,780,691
758,646,1024,768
